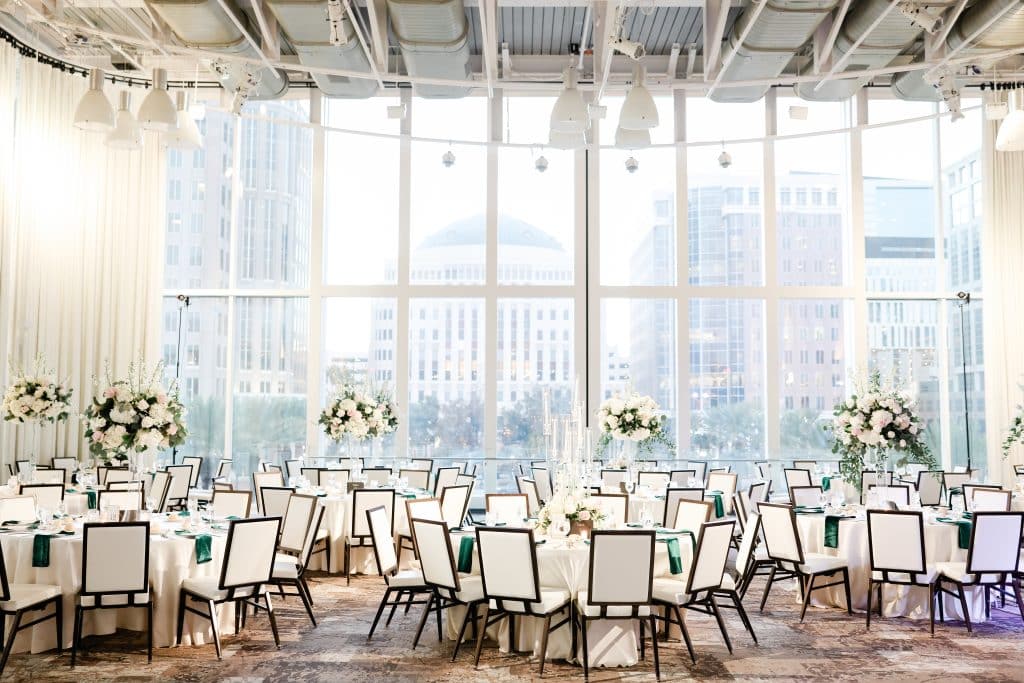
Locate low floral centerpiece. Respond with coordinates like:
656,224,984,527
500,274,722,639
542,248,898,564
1,356,73,425
82,362,188,465
596,392,675,462
825,371,937,490
536,490,606,537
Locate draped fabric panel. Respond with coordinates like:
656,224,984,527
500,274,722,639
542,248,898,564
982,120,1024,484
0,46,166,465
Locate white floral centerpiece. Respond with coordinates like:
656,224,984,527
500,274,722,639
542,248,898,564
825,371,936,490
2,356,73,425
536,490,606,535
318,385,398,442
82,362,188,465
596,392,675,459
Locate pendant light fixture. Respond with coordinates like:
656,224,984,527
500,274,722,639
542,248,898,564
614,125,650,150
138,68,178,132
619,63,659,131
74,69,115,131
996,88,1024,152
548,129,587,150
550,66,589,134
164,91,204,150
106,91,142,150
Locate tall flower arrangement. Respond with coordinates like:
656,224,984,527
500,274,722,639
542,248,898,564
595,392,675,457
1003,403,1024,459
1,355,73,424
82,362,188,463
825,371,936,489
319,385,399,442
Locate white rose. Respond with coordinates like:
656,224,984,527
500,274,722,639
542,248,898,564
899,439,907,448
114,385,131,402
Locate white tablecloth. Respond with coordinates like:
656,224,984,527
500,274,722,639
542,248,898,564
1,519,232,654
794,512,986,620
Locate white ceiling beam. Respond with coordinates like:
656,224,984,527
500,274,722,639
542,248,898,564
706,0,767,96
930,0,969,49
363,0,389,72
594,0,620,101
666,42,680,79
702,0,730,82
813,0,852,74
685,43,697,77
341,0,386,88
576,1,592,70
477,0,497,96
213,0,277,72
501,42,513,78
814,0,900,91
107,0,169,55
247,0,281,61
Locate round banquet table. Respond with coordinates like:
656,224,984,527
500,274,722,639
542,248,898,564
794,510,987,620
444,529,691,668
0,517,234,654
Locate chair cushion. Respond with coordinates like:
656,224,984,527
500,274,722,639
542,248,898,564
720,574,737,591
182,577,264,601
488,588,571,615
79,591,149,607
754,545,769,561
652,578,690,605
275,552,300,567
272,560,299,580
936,561,1005,585
0,584,61,611
576,590,652,617
871,568,936,585
388,570,427,588
315,528,329,541
799,553,848,574
454,575,484,603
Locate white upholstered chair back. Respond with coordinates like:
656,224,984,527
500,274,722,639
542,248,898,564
515,477,540,516
867,510,925,575
530,468,552,502
793,460,817,472
707,472,738,513
759,502,803,565
755,462,772,480
972,488,1011,512
409,458,433,472
211,490,252,519
324,469,350,490
107,481,142,491
749,481,770,506
300,468,324,486
686,461,708,481
673,499,713,532
367,505,399,576
353,489,395,538
104,468,132,485
433,467,460,495
298,505,325,569
411,518,459,592
869,485,910,507
664,488,702,528
20,484,63,510
97,489,142,512
455,474,476,490
590,493,628,527
686,520,734,594
916,471,944,506
790,486,823,508
405,498,443,525
0,496,37,522
476,527,540,604
736,490,753,520
276,492,315,554
600,470,627,490
637,472,670,490
284,459,302,481
261,486,294,520
670,469,697,486
735,513,761,574
216,459,232,479
221,517,280,592
784,468,812,490
400,468,430,490
151,471,171,512
82,522,149,602
588,530,654,605
942,472,970,495
485,494,528,524
182,456,202,487
34,469,64,484
53,458,77,483
364,468,393,486
165,465,192,501
439,485,470,527
862,470,894,489
253,471,285,510
967,512,1024,575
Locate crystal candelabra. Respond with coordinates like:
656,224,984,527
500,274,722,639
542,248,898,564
542,382,593,500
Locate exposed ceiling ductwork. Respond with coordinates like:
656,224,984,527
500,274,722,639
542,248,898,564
386,0,471,98
265,0,377,98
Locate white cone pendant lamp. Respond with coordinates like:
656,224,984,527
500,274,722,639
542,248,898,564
996,89,1024,152
164,91,204,150
549,129,587,150
106,91,142,150
138,68,178,132
74,69,115,131
550,66,589,134
619,63,659,131
614,125,651,150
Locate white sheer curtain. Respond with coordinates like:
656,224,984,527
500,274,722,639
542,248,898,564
982,120,1024,484
0,46,166,465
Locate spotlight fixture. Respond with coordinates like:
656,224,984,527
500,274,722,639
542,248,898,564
996,89,1024,152
625,156,639,173
535,155,549,173
610,37,646,61
137,68,178,132
74,68,115,131
619,63,659,131
718,147,732,168
229,72,260,115
928,67,963,122
614,125,650,150
442,149,456,168
106,91,141,150
327,0,349,46
164,91,204,150
549,66,589,134
899,2,943,34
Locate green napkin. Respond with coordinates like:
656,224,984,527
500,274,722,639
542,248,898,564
665,537,683,575
32,534,50,567
824,515,842,548
937,518,972,549
226,515,240,520
402,492,418,499
457,535,474,573
85,490,97,509
708,491,724,518
194,534,213,564
821,476,831,492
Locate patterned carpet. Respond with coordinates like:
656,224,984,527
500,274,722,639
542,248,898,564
7,572,1024,682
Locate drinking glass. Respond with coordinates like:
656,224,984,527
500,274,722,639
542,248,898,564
952,497,964,517
57,501,67,519
146,496,157,514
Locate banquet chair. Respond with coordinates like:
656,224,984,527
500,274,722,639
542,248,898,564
19,483,63,510
530,467,553,504
440,484,472,529
284,459,302,482
433,467,460,497
52,457,77,484
916,471,945,506
755,461,773,481
576,529,660,680
793,460,818,472
72,522,151,666
484,494,528,525
664,488,704,528
181,455,203,488
261,487,295,522
748,481,771,510
268,495,321,626
97,489,143,512
860,471,895,504
709,466,732,475
465,463,479,478
98,467,129,486
590,493,629,528
397,498,443,565
0,496,38,523
34,468,65,485
936,511,1024,631
0,539,62,673
790,486,824,508
455,474,476,489
654,519,754,662
253,471,285,512
409,458,434,474
866,510,937,632
319,468,349,491
261,463,283,475
451,462,468,474
784,468,812,491
165,464,193,510
942,472,971,506
734,490,754,526
707,471,738,515
177,517,282,659
758,502,852,621
213,482,233,491
400,468,430,491
670,469,697,486
601,469,629,492
409,518,486,653
514,477,540,517
638,472,671,490
472,526,573,673
733,512,772,599
107,480,143,491
300,467,325,486
674,499,714,532
14,461,30,478
277,492,330,576
213,459,232,482
211,490,252,519
687,461,708,482
364,468,393,487
344,489,396,585
367,505,431,640
150,470,171,513
1014,464,1024,477
869,485,911,508
972,488,1012,512
962,484,1003,509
